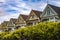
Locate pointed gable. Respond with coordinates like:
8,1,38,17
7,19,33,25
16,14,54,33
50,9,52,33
1,21,9,27
48,4,60,15
20,14,28,21
32,10,42,17
41,4,60,17
3,21,9,25
16,14,28,24
8,18,17,25
10,18,17,24
27,10,42,20
6,18,17,27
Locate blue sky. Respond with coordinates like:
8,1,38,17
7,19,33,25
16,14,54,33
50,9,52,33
0,0,60,24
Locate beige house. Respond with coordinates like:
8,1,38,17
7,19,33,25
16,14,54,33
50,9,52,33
41,4,60,22
7,18,17,31
26,10,42,26
0,18,17,32
0,21,9,32
16,14,28,28
7,18,17,27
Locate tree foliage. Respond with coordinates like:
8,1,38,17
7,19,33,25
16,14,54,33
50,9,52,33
0,22,60,40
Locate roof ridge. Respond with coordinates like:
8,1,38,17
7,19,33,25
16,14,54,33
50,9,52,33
48,4,60,8
48,4,60,15
20,14,28,21
32,10,42,13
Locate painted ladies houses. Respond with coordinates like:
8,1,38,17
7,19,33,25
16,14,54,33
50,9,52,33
0,21,9,32
7,18,17,31
26,10,42,26
0,4,60,32
41,4,60,22
0,18,17,32
16,14,28,28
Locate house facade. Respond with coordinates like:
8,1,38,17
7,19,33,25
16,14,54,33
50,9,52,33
0,21,9,32
26,10,42,26
7,18,17,31
16,14,28,28
41,4,60,22
0,18,17,32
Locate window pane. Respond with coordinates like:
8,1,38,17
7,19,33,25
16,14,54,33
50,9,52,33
47,9,50,15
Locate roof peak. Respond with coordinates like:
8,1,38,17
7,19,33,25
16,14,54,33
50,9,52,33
48,4,60,8
47,4,60,15
20,14,28,21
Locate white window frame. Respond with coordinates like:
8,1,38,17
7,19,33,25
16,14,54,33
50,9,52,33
49,17,55,22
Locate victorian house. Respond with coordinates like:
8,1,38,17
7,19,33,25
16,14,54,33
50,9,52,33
26,10,42,26
16,14,28,28
0,18,17,32
0,21,9,32
0,4,60,32
41,4,60,22
7,18,17,31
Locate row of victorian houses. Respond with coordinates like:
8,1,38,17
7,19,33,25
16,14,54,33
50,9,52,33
0,4,60,32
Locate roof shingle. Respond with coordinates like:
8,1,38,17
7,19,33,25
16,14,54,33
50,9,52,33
20,14,28,21
32,10,42,17
16,14,28,24
48,4,60,15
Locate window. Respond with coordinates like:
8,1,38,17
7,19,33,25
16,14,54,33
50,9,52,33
49,17,55,22
50,17,54,20
47,9,50,15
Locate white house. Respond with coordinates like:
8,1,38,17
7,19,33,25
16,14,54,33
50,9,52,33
41,4,60,22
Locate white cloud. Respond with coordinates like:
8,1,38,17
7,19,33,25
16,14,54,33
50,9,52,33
52,1,60,7
0,0,6,2
0,5,6,16
0,13,20,24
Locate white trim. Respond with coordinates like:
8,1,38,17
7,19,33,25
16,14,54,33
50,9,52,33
49,17,56,22
54,17,55,22
41,4,58,18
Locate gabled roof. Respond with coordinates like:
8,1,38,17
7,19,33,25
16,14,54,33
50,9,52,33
32,10,42,17
0,21,9,27
16,14,28,24
2,21,9,24
48,4,60,15
27,10,42,20
10,18,17,24
20,14,28,21
10,18,17,22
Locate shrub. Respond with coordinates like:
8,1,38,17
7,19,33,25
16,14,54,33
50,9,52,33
0,22,60,40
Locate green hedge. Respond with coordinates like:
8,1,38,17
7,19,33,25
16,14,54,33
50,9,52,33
0,22,60,40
